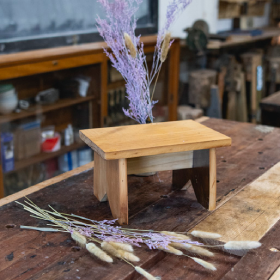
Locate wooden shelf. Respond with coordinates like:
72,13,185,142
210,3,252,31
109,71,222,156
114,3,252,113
107,80,126,91
0,95,96,124
5,142,86,174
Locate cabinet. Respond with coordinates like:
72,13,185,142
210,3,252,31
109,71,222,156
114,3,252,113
0,35,180,197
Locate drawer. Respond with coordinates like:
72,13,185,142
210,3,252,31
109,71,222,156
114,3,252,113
0,53,103,80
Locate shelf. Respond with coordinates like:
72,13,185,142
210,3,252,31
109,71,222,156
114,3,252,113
5,142,86,175
107,80,126,91
0,95,96,125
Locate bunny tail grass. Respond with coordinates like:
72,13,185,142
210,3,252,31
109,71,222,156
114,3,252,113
161,231,190,240
135,266,158,280
191,230,221,240
102,242,139,262
124,33,137,58
185,245,214,257
71,231,87,248
159,245,183,256
109,241,134,252
224,241,261,250
171,242,192,250
86,243,113,263
160,32,171,62
192,257,217,271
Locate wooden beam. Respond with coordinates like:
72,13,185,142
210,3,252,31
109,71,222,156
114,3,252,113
168,39,180,121
209,148,217,210
106,158,128,225
127,151,193,175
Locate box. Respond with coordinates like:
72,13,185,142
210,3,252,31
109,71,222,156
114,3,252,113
14,121,41,160
1,133,14,173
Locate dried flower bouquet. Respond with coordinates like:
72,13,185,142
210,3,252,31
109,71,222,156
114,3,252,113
96,0,193,124
18,199,262,280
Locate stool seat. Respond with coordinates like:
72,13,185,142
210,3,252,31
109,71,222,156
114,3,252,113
80,120,231,160
80,120,231,225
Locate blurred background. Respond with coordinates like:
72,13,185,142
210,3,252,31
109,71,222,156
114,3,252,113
0,0,279,197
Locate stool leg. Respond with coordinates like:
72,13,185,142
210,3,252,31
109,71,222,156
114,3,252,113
94,152,108,202
209,148,217,211
106,158,128,225
94,152,128,224
173,149,213,210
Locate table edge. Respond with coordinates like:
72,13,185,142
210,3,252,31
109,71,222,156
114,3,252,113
0,162,94,208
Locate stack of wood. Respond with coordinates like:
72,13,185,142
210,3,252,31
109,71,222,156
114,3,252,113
220,56,247,122
188,69,222,119
241,52,263,123
219,0,270,19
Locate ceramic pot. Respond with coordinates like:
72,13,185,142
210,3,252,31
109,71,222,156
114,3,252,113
0,84,18,115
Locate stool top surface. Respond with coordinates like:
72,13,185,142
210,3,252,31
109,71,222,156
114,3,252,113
80,120,231,160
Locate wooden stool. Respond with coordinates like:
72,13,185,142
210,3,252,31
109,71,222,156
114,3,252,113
80,120,231,224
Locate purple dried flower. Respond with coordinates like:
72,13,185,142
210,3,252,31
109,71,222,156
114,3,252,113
96,0,193,124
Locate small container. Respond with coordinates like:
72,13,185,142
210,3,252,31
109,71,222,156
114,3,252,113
58,150,78,172
14,120,41,160
0,84,18,115
64,124,74,146
1,133,14,173
78,147,93,166
41,132,61,153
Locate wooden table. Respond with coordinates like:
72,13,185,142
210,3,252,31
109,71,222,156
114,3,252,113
261,91,280,128
1,118,280,280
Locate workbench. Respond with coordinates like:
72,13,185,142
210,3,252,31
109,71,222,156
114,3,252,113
1,118,280,280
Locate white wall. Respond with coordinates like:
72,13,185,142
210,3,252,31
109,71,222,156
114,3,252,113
159,0,219,37
159,0,270,37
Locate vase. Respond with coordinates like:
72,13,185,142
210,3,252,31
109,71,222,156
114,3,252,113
0,84,18,115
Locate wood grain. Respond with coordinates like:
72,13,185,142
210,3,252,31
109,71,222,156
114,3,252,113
192,161,280,242
221,218,280,280
0,54,103,80
80,120,231,160
127,151,193,175
270,266,280,280
105,158,128,225
0,162,93,207
209,148,217,211
93,152,108,202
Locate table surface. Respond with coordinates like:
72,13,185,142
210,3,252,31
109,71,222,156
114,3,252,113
80,120,231,160
1,118,280,280
261,91,280,112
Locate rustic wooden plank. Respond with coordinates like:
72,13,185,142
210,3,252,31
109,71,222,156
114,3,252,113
221,219,280,280
80,120,231,160
141,249,240,280
192,161,280,242
127,151,193,175
270,266,280,280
